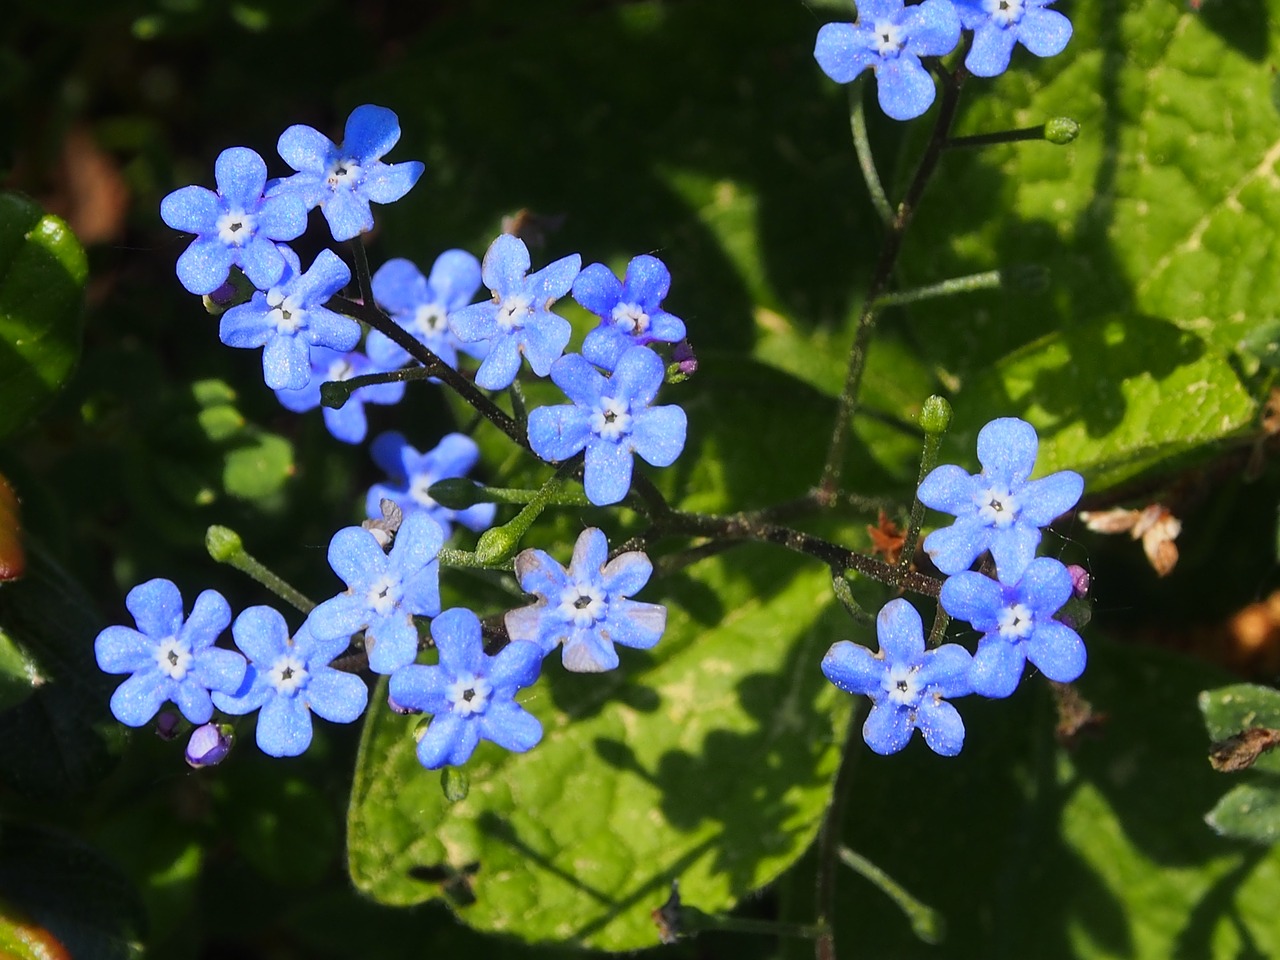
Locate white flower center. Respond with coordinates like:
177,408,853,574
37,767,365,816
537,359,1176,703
496,294,532,331
558,582,607,627
611,301,650,336
154,637,194,680
883,662,921,707
268,290,306,334
216,209,256,246
984,0,1025,26
590,397,633,441
268,653,308,695
998,602,1035,641
872,20,905,57
366,574,402,616
975,484,1020,528
326,158,363,189
413,303,450,337
447,673,492,717
408,472,437,508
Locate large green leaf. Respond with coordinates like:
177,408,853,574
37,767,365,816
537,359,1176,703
896,0,1279,486
0,193,87,439
349,550,854,950
1200,683,1280,844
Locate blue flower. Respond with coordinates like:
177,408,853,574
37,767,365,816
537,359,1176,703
213,608,369,758
572,255,687,372
939,556,1086,698
528,347,687,506
388,607,544,768
821,598,973,756
272,104,424,242
505,528,667,672
953,0,1072,78
447,234,581,390
365,253,486,372
307,511,445,675
813,0,962,121
185,722,234,768
917,417,1083,583
365,431,496,539
160,147,308,295
274,346,405,444
219,246,360,390
94,579,246,727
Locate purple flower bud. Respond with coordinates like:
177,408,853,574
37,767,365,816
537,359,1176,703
155,710,181,741
207,280,238,307
673,339,698,376
185,722,234,768
1066,564,1090,598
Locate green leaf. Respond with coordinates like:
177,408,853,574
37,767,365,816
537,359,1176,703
833,637,1280,959
951,314,1257,489
348,550,853,950
1206,782,1280,845
0,192,87,439
0,628,43,712
897,1,1280,483
1200,683,1280,775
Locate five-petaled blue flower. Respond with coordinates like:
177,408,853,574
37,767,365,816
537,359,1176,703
160,146,308,295
917,417,1083,583
953,0,1072,78
213,608,369,758
365,431,496,539
448,234,581,390
506,528,667,672
219,246,360,390
821,598,973,756
95,579,246,727
572,255,688,372
940,556,1085,698
366,253,486,372
389,607,544,768
271,104,424,242
528,346,687,506
274,346,405,444
307,511,445,675
813,0,962,121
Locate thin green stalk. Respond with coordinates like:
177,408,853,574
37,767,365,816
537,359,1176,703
945,125,1050,150
838,846,945,945
205,525,314,614
349,237,374,304
872,269,1001,310
320,366,435,407
849,79,893,226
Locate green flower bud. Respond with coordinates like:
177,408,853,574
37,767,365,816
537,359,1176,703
441,766,470,803
918,396,953,436
205,525,244,564
1043,117,1080,146
428,478,483,510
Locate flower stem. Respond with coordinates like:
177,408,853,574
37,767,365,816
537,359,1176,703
204,525,315,614
849,79,893,227
319,366,435,408
349,237,374,305
814,703,865,960
898,396,952,577
837,846,946,945
872,269,1001,310
818,66,968,504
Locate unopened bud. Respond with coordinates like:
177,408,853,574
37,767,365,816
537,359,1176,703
441,766,470,803
319,380,352,409
1044,117,1080,145
201,268,254,315
428,478,483,510
185,722,234,768
155,710,181,741
205,525,243,564
1065,564,1090,598
918,396,953,436
475,524,521,565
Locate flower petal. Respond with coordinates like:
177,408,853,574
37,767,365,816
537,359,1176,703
389,664,452,715
429,249,484,309
527,253,581,304
915,697,965,756
361,160,423,205
191,647,248,697
916,464,979,516
1017,556,1073,616
417,712,475,768
482,234,531,296
814,22,877,84
989,522,1042,585
631,406,687,468
562,632,619,672
970,636,1026,698
939,571,1005,632
610,345,665,407
623,255,671,307
231,606,292,665
431,608,485,677
305,667,369,723
923,515,991,576
976,417,1039,484
125,578,185,639
965,21,1020,77
479,700,543,753
1016,7,1072,59
862,702,914,755
256,694,314,757
1018,470,1084,526
110,671,171,727
876,56,937,122
876,598,926,664
322,189,374,242
343,104,401,163
821,640,884,696
474,335,522,390
528,404,592,462
214,146,268,209
1026,621,1086,683
95,627,153,674
520,312,572,376
365,615,420,674
160,185,219,233
488,639,544,690
583,438,635,506
606,599,666,650
278,124,336,175
601,550,653,597
571,262,623,318
176,237,235,295
915,644,973,698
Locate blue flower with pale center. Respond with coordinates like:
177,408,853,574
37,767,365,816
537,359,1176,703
940,556,1085,698
506,527,666,672
813,0,962,121
366,253,486,372
95,579,246,727
306,511,445,675
953,0,1072,78
447,234,581,390
917,417,1083,583
219,246,360,390
271,104,424,242
365,431,496,539
389,607,544,768
160,146,308,295
528,347,687,506
821,598,973,756
212,608,369,758
274,346,405,444
572,255,687,372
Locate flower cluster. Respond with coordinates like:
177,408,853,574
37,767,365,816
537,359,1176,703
813,0,1073,120
821,418,1085,756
